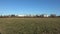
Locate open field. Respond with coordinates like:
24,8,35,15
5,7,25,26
0,18,60,34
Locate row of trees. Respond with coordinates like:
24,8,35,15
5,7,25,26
34,14,57,18
0,14,60,18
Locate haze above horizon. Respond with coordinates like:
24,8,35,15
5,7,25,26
0,0,60,16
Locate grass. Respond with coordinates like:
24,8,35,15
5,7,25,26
0,18,60,34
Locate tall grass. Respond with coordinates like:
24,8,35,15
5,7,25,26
0,18,60,34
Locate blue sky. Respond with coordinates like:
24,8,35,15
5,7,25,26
0,0,60,15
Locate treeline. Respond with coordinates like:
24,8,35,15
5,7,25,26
0,14,60,18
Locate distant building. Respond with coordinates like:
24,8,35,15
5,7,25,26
17,15,25,17
44,14,49,17
40,14,49,17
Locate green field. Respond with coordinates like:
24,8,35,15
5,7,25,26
0,18,60,34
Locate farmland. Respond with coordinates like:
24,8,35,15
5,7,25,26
0,18,60,34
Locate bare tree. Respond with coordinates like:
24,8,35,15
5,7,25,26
50,14,56,17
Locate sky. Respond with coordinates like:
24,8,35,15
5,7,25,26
0,0,60,15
